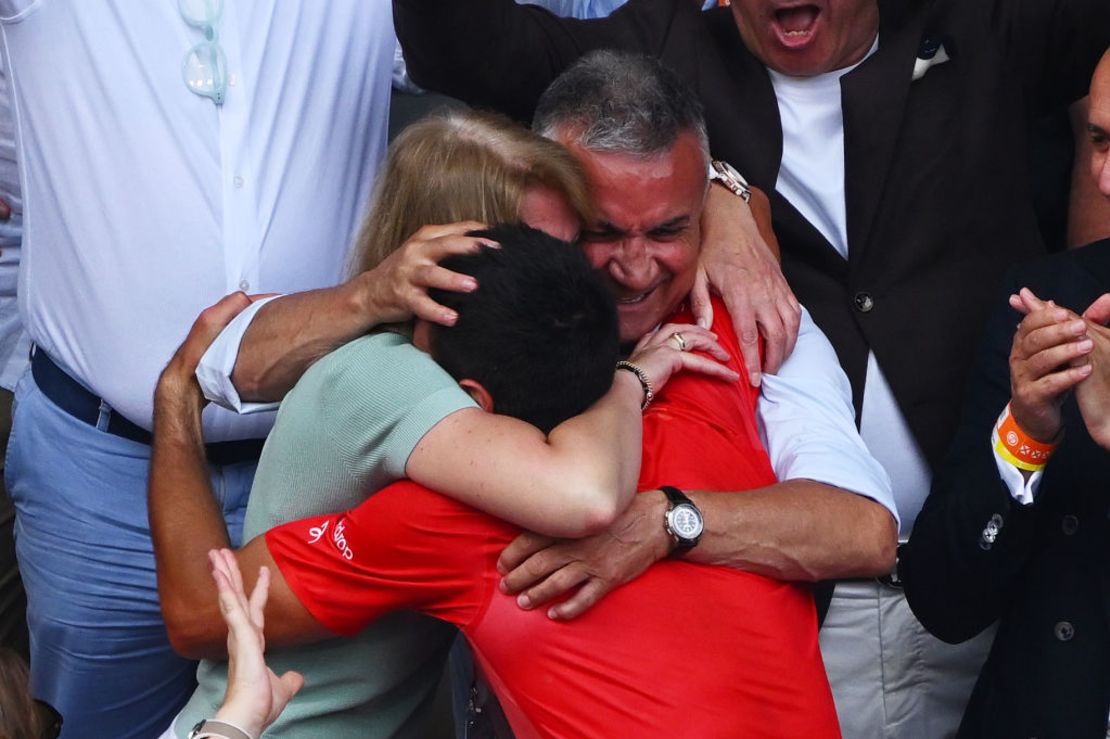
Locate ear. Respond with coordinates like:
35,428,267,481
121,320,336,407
458,378,494,413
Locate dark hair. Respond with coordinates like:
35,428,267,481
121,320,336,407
428,223,619,434
532,50,709,163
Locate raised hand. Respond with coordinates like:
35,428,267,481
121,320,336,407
690,185,801,386
210,549,305,738
625,322,740,396
360,221,495,326
1007,288,1093,443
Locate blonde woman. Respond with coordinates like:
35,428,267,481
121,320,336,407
155,110,730,738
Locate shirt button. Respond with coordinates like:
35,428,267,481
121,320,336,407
238,279,250,291
1054,621,1074,642
233,175,244,189
854,291,874,313
1061,514,1079,536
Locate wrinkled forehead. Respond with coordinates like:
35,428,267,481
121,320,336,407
564,133,709,230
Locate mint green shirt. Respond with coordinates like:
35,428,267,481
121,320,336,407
178,331,476,738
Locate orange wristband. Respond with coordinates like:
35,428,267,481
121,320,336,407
992,402,1058,472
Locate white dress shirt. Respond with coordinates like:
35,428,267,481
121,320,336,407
0,0,393,439
0,54,27,391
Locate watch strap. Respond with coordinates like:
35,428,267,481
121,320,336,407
661,485,693,508
189,719,255,739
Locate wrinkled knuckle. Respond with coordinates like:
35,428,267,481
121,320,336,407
523,558,549,580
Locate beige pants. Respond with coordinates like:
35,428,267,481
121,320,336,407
820,580,995,739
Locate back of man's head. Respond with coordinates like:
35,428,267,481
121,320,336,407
428,223,619,434
532,50,709,163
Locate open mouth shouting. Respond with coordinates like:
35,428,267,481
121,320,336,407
771,4,822,49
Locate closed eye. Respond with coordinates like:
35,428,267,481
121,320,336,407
580,222,626,243
647,216,691,241
1089,124,1109,151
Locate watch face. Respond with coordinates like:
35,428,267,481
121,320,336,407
669,503,703,539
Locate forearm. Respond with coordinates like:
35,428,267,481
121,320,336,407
702,183,779,261
232,276,375,402
684,481,897,581
541,370,644,529
412,370,644,538
149,384,235,656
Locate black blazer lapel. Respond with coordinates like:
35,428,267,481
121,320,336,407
840,0,930,267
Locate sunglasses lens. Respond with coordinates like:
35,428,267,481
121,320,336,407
183,42,227,103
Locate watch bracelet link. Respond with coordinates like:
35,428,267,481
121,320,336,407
615,360,654,410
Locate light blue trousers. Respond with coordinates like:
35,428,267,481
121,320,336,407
7,370,255,738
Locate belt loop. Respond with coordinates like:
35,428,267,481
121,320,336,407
95,400,112,432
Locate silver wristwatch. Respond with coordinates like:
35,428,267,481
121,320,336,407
661,485,704,554
709,159,752,203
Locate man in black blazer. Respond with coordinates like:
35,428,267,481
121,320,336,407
394,1,1110,735
902,51,1110,738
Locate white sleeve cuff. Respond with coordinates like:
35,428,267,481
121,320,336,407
195,295,282,415
757,308,898,527
993,439,1042,505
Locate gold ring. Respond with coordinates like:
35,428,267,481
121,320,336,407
670,332,687,351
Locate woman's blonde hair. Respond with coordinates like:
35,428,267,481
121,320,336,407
351,109,593,273
0,649,44,739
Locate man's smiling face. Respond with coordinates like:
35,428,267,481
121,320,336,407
731,0,880,77
559,130,707,344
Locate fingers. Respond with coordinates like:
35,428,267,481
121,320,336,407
407,295,457,326
403,264,480,326
1015,315,1089,360
220,548,247,599
689,268,714,330
278,670,306,701
248,566,270,631
765,298,802,375
724,292,762,387
210,553,253,637
410,221,491,241
1083,293,1110,325
0,197,10,221
677,352,742,383
178,292,254,367
499,545,571,596
1011,362,1091,424
515,563,591,610
654,323,729,361
625,324,739,391
1008,309,1093,441
547,578,610,621
369,229,497,325
497,532,558,578
755,313,786,377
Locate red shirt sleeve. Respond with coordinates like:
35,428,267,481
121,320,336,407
265,480,502,637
